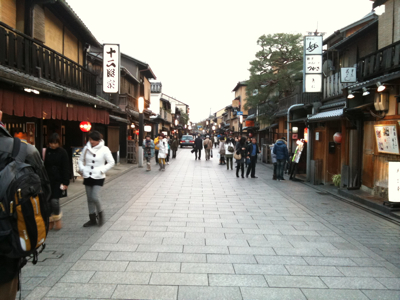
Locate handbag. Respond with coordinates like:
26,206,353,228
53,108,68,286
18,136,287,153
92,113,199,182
211,149,213,158
233,151,241,160
204,144,208,149
228,145,234,152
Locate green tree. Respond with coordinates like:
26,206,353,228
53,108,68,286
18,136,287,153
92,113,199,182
179,110,189,125
245,33,303,121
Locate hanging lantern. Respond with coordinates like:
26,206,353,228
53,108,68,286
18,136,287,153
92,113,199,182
135,129,139,135
249,133,253,137
304,128,308,143
333,132,342,143
79,121,92,132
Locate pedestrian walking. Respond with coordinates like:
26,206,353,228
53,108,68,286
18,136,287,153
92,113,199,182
273,137,289,181
213,135,219,148
0,110,51,300
154,133,160,165
156,133,168,171
166,135,171,165
142,135,155,171
224,135,235,170
204,135,213,160
246,137,261,178
245,137,252,168
219,137,226,165
270,143,277,180
194,134,203,160
44,133,70,230
79,131,115,227
235,136,247,178
171,136,178,158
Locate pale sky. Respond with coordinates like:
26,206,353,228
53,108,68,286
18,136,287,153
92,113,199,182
67,0,374,122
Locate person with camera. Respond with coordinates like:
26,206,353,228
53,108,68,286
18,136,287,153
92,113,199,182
142,135,155,171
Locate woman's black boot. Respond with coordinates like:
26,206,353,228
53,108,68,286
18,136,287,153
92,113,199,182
98,211,104,226
83,213,97,227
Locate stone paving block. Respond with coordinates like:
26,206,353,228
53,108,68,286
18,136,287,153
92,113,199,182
46,283,116,298
205,227,243,233
162,238,205,246
247,240,293,248
255,255,308,265
126,262,181,272
185,233,225,239
106,252,158,261
206,238,249,246
209,274,267,287
21,266,57,277
273,248,323,256
71,260,128,272
90,271,150,284
117,236,163,245
301,288,369,300
112,284,177,300
181,262,235,274
224,233,267,240
184,245,229,254
59,271,95,283
167,226,205,233
22,277,46,290
178,286,242,300
80,251,110,260
318,249,369,258
128,225,167,232
265,275,327,288
234,264,289,275
150,272,208,285
89,243,138,252
376,277,400,289
337,266,397,277
321,276,386,289
351,258,384,267
157,253,206,263
136,244,183,253
207,254,257,264
240,287,306,300
362,290,400,300
24,287,51,300
286,265,343,276
144,231,185,238
303,257,358,266
228,246,275,255
289,241,337,249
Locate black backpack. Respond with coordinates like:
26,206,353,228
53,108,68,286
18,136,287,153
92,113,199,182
0,138,49,264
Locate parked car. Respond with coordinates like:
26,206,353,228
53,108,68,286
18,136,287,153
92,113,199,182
180,135,195,148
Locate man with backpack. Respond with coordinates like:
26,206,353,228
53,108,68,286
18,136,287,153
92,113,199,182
0,110,51,299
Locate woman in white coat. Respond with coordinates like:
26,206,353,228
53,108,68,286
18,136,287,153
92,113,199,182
78,131,115,227
156,133,168,171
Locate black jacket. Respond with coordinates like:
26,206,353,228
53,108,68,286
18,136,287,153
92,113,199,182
246,143,260,157
44,147,70,199
235,142,247,163
0,126,51,284
194,137,203,150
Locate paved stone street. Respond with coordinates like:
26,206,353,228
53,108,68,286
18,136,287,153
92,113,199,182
22,148,400,300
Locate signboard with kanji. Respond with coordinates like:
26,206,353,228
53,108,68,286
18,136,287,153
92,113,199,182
304,36,323,55
305,55,322,73
303,36,323,93
103,44,120,93
340,67,357,83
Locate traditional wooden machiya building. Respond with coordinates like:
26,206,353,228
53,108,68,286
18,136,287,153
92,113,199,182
0,0,120,161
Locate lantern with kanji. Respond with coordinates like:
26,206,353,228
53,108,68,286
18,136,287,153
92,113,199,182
333,132,342,143
79,121,92,132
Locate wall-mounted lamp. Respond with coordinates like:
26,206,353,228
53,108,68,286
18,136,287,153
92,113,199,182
347,90,355,99
131,123,135,128
138,97,144,113
24,88,40,94
292,127,298,134
376,81,386,92
174,119,178,126
362,87,370,96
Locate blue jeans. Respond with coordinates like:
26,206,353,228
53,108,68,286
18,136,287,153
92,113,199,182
277,159,286,180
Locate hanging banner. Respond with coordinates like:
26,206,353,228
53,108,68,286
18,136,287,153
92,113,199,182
389,162,400,202
303,36,323,92
103,44,120,93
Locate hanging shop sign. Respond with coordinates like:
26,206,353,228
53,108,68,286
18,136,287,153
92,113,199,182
388,162,400,202
303,36,323,93
79,121,92,132
374,124,400,154
341,67,357,83
103,44,120,93
144,125,152,132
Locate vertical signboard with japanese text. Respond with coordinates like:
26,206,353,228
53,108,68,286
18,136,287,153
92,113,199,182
103,44,120,93
303,36,323,93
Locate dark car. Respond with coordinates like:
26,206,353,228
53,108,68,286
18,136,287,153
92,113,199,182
180,135,195,148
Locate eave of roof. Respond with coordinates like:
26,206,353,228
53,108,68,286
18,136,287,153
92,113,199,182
308,108,344,122
121,53,157,79
232,81,248,92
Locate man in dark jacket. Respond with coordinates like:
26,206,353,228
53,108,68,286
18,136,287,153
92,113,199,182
194,134,203,160
246,137,261,178
0,110,51,299
273,138,289,181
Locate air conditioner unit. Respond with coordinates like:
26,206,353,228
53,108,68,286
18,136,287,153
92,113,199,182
374,93,389,111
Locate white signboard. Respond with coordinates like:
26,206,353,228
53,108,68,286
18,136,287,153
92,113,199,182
304,36,323,55
305,74,322,93
103,44,120,93
305,55,322,73
374,124,400,154
315,132,320,141
341,67,357,83
389,162,400,202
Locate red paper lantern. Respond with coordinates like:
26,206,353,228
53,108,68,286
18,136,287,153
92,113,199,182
79,121,92,132
135,130,139,135
304,128,308,143
333,132,342,143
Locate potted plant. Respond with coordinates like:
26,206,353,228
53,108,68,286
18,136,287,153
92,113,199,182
332,174,341,187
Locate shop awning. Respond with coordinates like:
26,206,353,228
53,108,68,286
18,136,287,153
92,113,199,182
246,114,256,121
308,108,344,122
110,115,129,123
259,123,278,132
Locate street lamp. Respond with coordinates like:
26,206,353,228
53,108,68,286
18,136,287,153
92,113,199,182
138,96,144,168
239,115,243,137
175,119,178,126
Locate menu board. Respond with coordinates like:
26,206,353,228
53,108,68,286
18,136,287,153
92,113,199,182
374,125,399,154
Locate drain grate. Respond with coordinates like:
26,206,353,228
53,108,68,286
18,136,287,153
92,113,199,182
38,250,64,262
